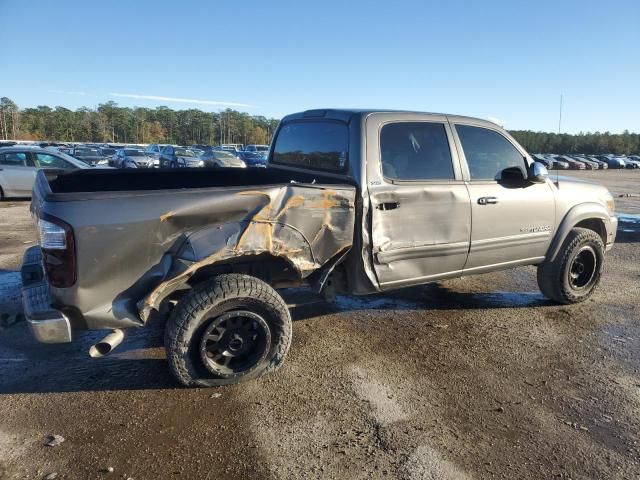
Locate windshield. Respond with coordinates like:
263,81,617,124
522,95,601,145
255,145,269,151
124,149,144,156
213,151,236,160
100,148,116,155
175,148,196,157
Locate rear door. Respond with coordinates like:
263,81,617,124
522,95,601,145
451,122,555,272
0,151,36,196
366,113,471,289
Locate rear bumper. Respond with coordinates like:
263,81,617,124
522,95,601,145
21,246,72,343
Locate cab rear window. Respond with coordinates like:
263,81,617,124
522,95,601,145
272,121,348,172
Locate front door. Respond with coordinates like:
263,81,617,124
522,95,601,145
451,123,556,272
366,114,472,289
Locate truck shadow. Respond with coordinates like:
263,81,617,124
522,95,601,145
0,283,551,394
288,284,551,322
0,321,176,394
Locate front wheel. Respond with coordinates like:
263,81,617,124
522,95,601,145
537,227,605,304
165,274,292,387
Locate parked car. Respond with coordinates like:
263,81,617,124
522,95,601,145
569,155,597,170
97,147,117,159
244,144,270,153
218,144,244,154
112,148,156,168
597,155,626,169
69,147,105,165
0,146,104,198
551,156,570,169
198,149,246,168
555,155,585,170
158,146,201,168
22,109,617,388
584,156,608,169
238,149,268,167
624,158,640,169
144,144,170,160
532,154,555,169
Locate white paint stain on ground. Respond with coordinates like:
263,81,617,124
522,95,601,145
0,429,29,467
405,444,472,480
350,366,472,480
350,366,407,426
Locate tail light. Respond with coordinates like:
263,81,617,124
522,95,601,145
37,214,76,288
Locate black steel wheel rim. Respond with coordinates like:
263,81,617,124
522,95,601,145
199,310,270,378
569,245,597,290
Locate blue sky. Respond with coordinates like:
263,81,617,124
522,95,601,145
1,0,638,133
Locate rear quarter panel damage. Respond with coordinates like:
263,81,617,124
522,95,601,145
138,184,356,323
48,183,355,328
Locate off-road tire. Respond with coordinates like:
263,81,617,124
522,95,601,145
537,227,605,304
165,274,292,387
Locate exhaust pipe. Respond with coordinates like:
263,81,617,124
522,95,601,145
89,329,125,358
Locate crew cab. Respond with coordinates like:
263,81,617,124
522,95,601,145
22,109,617,387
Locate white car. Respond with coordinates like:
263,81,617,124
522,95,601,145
0,146,108,199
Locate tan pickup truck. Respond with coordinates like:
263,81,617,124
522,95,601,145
22,109,617,386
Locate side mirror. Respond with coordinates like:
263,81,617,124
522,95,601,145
529,162,549,183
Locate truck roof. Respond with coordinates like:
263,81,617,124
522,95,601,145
282,109,503,129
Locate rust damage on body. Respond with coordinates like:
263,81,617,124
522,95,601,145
139,185,355,322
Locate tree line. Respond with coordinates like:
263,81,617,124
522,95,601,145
1,96,638,154
0,97,279,146
509,130,640,155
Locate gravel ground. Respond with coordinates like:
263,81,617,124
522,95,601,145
0,171,638,480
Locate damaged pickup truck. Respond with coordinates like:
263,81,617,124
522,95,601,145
23,109,618,386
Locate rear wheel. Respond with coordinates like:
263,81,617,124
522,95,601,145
537,227,605,304
165,274,292,387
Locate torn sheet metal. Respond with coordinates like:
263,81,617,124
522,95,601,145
44,178,354,330
139,185,355,320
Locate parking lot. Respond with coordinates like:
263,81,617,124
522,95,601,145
0,169,639,480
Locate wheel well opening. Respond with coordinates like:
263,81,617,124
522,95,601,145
574,218,606,244
187,253,302,289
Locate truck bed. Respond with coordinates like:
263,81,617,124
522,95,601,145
46,167,356,195
34,168,357,330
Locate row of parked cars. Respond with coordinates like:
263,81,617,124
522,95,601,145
0,141,270,198
50,143,270,170
532,153,640,170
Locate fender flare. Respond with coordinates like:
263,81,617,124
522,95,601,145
546,202,610,263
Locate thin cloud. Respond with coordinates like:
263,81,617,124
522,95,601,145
110,92,252,108
48,89,87,96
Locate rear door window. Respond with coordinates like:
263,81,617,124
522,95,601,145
381,122,454,180
273,121,348,171
0,152,28,166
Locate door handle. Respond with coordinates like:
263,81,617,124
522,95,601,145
477,196,498,205
376,202,400,211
